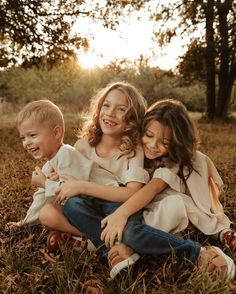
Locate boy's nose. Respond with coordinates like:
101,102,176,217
24,137,32,147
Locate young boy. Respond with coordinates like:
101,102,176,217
7,100,118,230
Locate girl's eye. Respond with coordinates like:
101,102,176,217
117,107,127,112
163,141,169,148
145,132,153,138
20,136,25,141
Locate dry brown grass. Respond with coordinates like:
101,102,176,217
0,117,236,293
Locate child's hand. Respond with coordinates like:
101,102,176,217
5,221,20,231
31,166,46,188
54,175,83,201
100,211,128,248
48,167,59,181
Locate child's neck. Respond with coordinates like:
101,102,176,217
47,142,63,160
96,134,121,158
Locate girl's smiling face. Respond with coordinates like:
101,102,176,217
99,89,128,138
142,120,170,160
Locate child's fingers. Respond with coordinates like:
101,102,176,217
60,174,70,181
108,231,118,248
49,167,55,173
117,230,123,242
54,186,61,195
101,217,108,229
100,226,107,241
48,172,59,181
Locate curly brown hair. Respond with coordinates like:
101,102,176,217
79,81,147,156
143,99,199,182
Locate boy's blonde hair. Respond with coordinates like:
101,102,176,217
17,100,65,135
80,81,147,155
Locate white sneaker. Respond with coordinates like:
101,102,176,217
108,243,140,279
110,253,140,279
198,246,235,280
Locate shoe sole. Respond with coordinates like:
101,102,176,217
110,253,140,279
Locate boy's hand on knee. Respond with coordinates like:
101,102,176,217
31,166,46,188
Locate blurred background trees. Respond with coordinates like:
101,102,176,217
151,0,236,120
0,0,235,120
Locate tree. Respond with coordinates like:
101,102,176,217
151,0,236,120
0,0,144,68
177,40,207,84
0,0,90,67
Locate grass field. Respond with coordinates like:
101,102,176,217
0,116,236,293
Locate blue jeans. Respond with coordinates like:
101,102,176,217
63,196,201,264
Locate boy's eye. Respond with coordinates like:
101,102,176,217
102,102,110,108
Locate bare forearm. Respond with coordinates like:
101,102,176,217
82,181,143,202
114,178,168,218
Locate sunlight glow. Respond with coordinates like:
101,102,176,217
79,51,100,69
73,8,188,70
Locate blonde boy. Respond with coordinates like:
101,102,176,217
7,99,117,228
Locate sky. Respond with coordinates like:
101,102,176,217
72,9,187,70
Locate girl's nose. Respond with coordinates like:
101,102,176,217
150,138,158,148
106,107,115,116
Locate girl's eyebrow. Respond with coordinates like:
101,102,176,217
145,128,154,134
104,99,128,108
163,137,170,142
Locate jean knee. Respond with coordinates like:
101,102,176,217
123,225,142,252
63,197,80,216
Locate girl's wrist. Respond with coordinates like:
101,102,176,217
81,181,89,195
116,207,130,219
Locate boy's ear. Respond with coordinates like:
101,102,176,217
53,125,63,139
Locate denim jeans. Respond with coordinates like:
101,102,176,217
63,195,201,264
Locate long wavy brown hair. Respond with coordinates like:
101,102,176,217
143,99,199,182
79,81,147,156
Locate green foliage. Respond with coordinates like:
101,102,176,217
0,59,210,113
2,55,233,116
150,0,236,119
0,0,141,68
0,0,88,67
178,40,207,84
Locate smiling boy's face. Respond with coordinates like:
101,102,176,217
18,116,62,160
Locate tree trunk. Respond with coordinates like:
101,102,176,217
205,0,216,120
216,0,232,119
